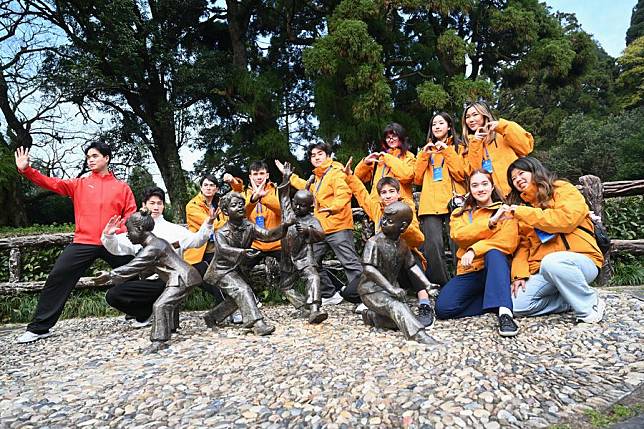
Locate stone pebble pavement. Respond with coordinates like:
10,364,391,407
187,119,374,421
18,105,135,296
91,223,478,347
0,290,642,429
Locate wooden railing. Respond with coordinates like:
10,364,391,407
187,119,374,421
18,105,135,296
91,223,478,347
1,179,642,295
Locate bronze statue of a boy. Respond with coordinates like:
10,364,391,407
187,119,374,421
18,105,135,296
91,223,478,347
278,162,328,324
358,202,438,345
94,209,202,348
203,191,292,335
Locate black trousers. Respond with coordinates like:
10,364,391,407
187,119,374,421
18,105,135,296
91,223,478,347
27,243,133,334
105,252,226,321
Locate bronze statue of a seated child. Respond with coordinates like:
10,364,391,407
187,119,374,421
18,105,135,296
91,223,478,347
358,202,438,345
202,192,292,336
94,209,202,349
278,162,328,324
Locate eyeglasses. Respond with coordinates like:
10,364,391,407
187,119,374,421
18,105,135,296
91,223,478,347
385,134,399,141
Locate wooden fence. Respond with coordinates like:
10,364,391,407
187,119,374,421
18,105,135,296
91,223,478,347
1,177,642,295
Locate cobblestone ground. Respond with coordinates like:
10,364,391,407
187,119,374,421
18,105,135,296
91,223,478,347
0,290,642,429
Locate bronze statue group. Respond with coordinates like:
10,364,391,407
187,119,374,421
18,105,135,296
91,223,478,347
14,101,607,351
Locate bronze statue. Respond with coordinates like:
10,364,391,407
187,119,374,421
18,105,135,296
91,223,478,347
202,192,292,335
358,202,439,345
94,209,202,351
278,162,328,324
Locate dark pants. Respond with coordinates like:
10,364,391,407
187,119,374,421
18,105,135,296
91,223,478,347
106,251,225,321
105,279,166,322
435,249,512,319
27,243,133,334
420,214,456,286
313,229,363,303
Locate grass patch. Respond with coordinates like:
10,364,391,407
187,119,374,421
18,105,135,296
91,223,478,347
611,255,644,286
584,404,641,428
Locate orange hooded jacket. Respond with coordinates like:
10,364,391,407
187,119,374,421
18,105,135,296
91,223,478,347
289,158,353,234
230,178,282,252
183,193,227,265
450,202,519,275
466,118,534,196
354,147,416,201
414,137,467,216
510,181,604,280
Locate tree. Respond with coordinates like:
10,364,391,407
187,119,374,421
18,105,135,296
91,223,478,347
19,0,232,221
627,0,644,46
616,36,644,110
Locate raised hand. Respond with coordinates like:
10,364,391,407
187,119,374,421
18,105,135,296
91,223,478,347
364,152,381,165
223,173,234,184
14,147,30,172
274,159,285,174
281,161,293,186
422,141,435,153
342,157,353,176
474,127,488,142
250,178,268,201
486,121,499,132
103,215,124,236
208,207,221,224
305,174,315,190
434,140,447,151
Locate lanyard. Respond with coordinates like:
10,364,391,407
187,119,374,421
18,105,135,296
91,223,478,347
483,146,491,161
430,154,445,169
468,209,473,224
255,202,263,215
315,167,332,195
380,150,403,179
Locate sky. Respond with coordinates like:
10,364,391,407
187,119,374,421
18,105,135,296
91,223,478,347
545,0,636,57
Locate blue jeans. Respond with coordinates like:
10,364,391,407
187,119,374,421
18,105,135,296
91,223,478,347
435,249,512,319
513,251,599,319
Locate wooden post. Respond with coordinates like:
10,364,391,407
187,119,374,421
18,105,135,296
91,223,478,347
578,175,612,286
9,247,21,283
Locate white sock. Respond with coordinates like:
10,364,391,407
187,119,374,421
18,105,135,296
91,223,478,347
499,307,513,317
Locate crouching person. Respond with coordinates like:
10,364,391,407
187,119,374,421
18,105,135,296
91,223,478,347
202,192,292,336
94,209,202,351
358,202,439,345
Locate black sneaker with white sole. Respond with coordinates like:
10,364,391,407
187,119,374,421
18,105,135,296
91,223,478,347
417,303,435,329
498,314,519,337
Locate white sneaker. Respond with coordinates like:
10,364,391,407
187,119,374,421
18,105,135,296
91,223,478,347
131,318,151,328
577,297,606,323
354,303,368,314
17,331,52,344
321,292,343,306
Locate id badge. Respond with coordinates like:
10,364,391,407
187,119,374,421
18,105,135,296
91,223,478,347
535,228,556,243
482,159,493,173
255,215,265,228
432,166,443,182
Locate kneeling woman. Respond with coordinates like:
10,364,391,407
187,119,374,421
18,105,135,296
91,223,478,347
507,157,605,323
435,169,520,337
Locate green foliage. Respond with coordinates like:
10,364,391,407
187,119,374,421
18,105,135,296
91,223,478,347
0,289,119,324
545,108,644,181
611,255,644,286
605,196,644,240
584,404,641,428
616,36,644,110
626,0,644,45
0,223,74,237
127,166,158,208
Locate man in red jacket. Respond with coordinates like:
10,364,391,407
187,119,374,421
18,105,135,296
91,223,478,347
14,142,137,343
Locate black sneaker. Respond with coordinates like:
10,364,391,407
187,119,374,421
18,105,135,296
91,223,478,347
417,303,435,329
498,314,519,337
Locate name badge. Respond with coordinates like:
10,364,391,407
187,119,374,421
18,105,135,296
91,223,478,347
432,166,443,182
535,228,556,243
255,215,265,228
482,159,493,173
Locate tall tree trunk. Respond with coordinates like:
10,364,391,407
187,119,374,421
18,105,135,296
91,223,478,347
147,112,190,222
0,74,31,226
226,0,249,69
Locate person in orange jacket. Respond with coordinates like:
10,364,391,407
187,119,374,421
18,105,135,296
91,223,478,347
354,123,416,201
342,158,438,328
414,112,467,286
276,142,363,304
183,175,227,271
506,157,605,323
435,169,520,337
224,160,282,259
461,101,534,196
